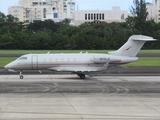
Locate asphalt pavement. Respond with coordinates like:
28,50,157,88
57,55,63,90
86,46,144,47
0,66,160,76
0,75,160,119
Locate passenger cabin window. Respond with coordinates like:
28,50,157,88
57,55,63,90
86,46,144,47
18,57,27,60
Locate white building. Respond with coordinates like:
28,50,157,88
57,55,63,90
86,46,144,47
46,0,75,22
74,7,128,26
146,0,160,22
8,0,75,22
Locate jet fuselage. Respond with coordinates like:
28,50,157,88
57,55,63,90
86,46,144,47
5,53,138,71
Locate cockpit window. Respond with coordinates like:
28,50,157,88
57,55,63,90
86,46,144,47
18,57,27,60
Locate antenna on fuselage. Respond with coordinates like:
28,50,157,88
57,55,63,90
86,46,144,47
47,51,50,54
80,51,83,54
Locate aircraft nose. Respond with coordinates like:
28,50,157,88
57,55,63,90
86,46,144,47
4,64,10,69
4,63,13,69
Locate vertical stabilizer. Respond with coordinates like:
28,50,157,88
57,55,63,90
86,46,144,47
108,35,156,57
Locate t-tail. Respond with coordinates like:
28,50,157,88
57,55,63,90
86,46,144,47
108,35,157,57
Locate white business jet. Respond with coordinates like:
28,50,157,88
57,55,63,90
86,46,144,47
4,35,156,79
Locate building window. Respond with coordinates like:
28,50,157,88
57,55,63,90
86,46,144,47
99,14,101,20
88,14,90,20
91,14,93,20
43,8,46,18
33,2,38,5
102,13,104,20
155,0,157,5
121,14,124,20
97,14,99,20
85,14,87,20
54,13,58,18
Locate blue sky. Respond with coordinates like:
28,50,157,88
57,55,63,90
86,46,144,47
0,0,152,15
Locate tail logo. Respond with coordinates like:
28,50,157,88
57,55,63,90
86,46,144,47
124,46,132,51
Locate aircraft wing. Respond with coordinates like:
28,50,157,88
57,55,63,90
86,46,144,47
48,59,110,73
48,66,100,72
98,58,110,71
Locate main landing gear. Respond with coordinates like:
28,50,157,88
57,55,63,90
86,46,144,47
20,70,23,79
78,74,85,79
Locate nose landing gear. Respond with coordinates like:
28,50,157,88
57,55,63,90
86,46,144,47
20,70,23,79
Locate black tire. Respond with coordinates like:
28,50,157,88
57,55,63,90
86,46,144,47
80,74,85,79
20,75,23,79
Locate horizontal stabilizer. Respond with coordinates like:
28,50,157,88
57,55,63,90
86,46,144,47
108,35,157,57
130,35,157,41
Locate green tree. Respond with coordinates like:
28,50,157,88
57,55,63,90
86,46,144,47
27,20,60,33
125,16,135,28
6,14,19,22
60,18,71,26
130,0,148,30
0,32,14,49
0,12,6,22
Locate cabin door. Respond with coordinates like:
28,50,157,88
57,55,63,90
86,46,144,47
32,55,38,69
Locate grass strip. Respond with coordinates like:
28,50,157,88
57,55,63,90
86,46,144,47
125,57,160,66
0,57,17,67
0,50,108,53
0,50,160,53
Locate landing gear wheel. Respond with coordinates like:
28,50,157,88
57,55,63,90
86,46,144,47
19,70,23,79
80,74,85,79
20,75,23,79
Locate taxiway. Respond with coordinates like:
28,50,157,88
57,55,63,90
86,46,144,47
0,75,160,119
